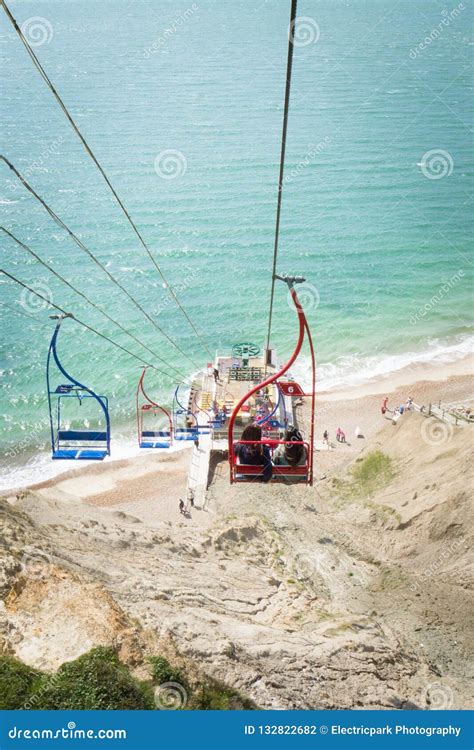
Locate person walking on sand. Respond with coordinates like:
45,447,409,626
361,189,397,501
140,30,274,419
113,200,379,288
323,429,329,449
381,396,389,415
194,436,200,450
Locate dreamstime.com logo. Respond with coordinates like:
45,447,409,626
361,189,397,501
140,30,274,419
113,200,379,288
420,417,453,447
8,722,127,740
289,16,320,47
419,149,454,179
287,282,320,312
421,683,454,710
142,3,199,58
410,270,464,325
20,280,53,313
21,548,53,580
154,681,188,709
20,16,54,46
409,537,463,593
154,149,187,179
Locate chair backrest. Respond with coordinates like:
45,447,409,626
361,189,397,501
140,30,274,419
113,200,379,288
231,440,310,484
57,429,108,444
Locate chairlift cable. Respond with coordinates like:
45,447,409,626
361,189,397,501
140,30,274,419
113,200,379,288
1,269,170,376
1,0,213,359
1,226,187,379
1,156,200,369
1,300,50,327
265,0,298,357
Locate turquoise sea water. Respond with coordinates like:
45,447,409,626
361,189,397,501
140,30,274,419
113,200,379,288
1,0,473,486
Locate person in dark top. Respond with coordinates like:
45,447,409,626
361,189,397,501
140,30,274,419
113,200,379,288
274,426,307,466
234,423,272,483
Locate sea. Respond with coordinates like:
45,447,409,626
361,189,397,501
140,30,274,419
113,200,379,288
1,0,473,489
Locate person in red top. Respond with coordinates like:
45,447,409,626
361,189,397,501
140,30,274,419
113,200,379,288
381,397,389,415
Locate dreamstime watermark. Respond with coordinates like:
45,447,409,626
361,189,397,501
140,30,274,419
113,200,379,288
19,279,53,313
409,537,463,593
284,531,371,589
419,149,454,179
421,682,454,709
154,681,188,709
410,269,464,325
154,149,187,179
153,266,194,316
20,16,54,47
21,548,53,580
8,724,127,740
7,136,64,193
283,137,331,185
4,416,50,459
23,672,62,710
289,16,320,47
420,416,454,446
142,4,199,58
287,282,320,312
409,4,465,59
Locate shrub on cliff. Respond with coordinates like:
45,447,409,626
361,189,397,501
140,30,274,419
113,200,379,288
30,647,154,710
0,655,40,709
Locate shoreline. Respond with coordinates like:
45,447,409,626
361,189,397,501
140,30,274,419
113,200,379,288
1,356,472,497
318,352,473,402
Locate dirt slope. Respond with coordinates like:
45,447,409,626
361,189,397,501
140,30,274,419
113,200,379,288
0,413,472,709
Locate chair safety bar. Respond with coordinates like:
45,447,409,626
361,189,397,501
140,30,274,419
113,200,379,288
231,439,309,482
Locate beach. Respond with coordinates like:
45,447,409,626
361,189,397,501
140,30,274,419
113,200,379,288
4,354,472,502
2,359,473,709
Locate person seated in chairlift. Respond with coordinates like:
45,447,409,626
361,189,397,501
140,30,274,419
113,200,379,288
273,426,307,480
234,423,272,483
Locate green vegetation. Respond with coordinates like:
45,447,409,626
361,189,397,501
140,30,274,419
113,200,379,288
0,648,256,710
351,450,394,494
190,677,256,710
26,647,154,710
147,655,186,688
332,451,395,505
0,655,40,709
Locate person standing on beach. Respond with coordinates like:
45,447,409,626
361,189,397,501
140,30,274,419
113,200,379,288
381,397,389,415
323,429,329,449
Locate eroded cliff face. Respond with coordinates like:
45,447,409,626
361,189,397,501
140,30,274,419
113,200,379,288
1,414,472,710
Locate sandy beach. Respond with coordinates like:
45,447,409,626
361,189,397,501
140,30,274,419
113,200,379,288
1,359,473,710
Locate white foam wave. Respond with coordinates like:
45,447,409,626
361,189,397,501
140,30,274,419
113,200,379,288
0,433,190,493
290,334,474,393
